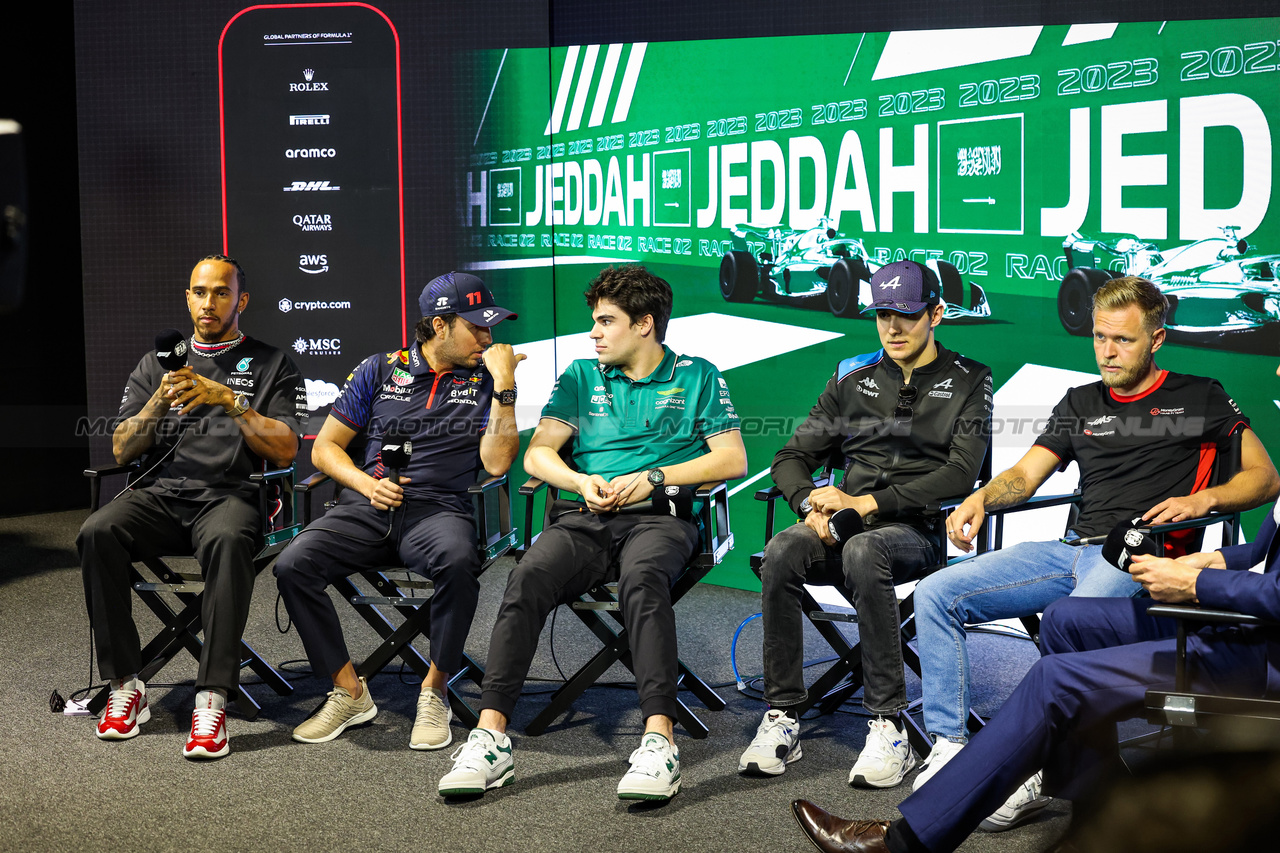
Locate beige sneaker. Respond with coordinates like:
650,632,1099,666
410,688,453,750
292,676,378,743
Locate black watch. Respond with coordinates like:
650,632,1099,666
647,468,665,487
494,387,517,406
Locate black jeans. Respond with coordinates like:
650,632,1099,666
759,520,939,715
78,488,260,694
479,511,699,723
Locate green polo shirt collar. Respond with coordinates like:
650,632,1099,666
600,345,678,385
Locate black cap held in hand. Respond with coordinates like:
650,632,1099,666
1101,517,1159,571
828,508,865,544
155,329,188,371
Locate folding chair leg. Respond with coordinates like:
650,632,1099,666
353,607,434,679
333,576,432,679
525,638,628,736
238,639,293,696
676,659,726,710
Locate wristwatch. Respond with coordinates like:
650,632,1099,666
494,387,517,406
227,392,250,418
799,496,813,517
647,468,665,487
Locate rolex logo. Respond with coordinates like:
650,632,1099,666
303,68,314,81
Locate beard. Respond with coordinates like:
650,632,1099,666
194,315,234,342
1099,347,1153,390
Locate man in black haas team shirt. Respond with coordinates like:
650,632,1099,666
274,272,523,752
905,276,1279,826
79,255,307,760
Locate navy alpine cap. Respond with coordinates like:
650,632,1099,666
861,260,941,315
418,271,518,327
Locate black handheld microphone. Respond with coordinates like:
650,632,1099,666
155,329,189,371
1101,517,1159,571
379,432,412,513
626,485,695,521
650,484,701,517
827,507,865,544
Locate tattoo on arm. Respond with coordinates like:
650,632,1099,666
983,474,1028,509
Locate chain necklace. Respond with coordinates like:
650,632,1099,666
190,331,246,358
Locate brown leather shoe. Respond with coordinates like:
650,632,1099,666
792,799,892,853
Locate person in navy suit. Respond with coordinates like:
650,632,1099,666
791,365,1280,853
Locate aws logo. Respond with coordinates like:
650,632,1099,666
299,254,329,274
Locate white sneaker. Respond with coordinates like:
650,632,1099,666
979,771,1052,832
618,732,681,801
848,718,916,789
912,737,964,791
738,709,802,776
437,729,514,796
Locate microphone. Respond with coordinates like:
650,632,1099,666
1101,517,1159,571
827,508,865,544
379,432,412,512
552,486,698,521
155,329,189,371
650,481,701,522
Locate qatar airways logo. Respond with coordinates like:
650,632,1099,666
293,213,332,231
289,69,330,92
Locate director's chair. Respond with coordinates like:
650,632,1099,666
296,469,517,728
82,462,299,720
514,466,733,739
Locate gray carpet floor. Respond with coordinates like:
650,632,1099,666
1,509,1076,853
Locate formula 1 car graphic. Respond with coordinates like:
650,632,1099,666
1057,227,1280,345
718,219,991,320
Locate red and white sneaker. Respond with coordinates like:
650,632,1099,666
96,682,150,740
183,707,230,759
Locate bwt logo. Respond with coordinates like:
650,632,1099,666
293,337,342,355
283,181,340,192
288,114,330,125
299,254,329,274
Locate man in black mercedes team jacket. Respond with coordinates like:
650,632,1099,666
739,260,992,790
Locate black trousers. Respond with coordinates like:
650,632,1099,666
479,511,699,723
78,488,260,694
273,491,480,678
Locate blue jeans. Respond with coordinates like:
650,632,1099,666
913,539,1144,742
